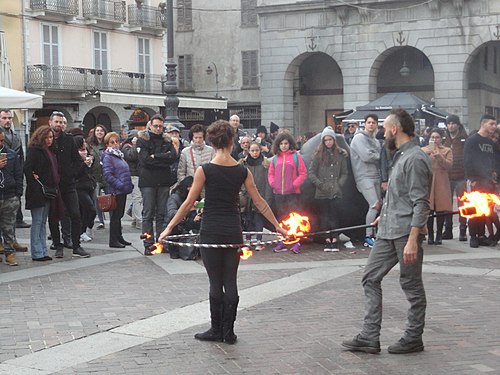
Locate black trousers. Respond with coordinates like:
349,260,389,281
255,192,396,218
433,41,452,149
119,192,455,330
77,188,96,234
49,188,82,250
317,198,341,241
109,194,127,244
200,232,241,302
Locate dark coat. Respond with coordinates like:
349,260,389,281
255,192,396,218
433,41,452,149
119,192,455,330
54,132,85,190
101,151,134,195
121,140,139,177
137,130,178,187
308,148,349,200
0,145,23,199
24,146,58,209
75,160,97,193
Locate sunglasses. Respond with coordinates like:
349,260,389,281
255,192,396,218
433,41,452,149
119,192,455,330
52,111,64,116
151,124,163,129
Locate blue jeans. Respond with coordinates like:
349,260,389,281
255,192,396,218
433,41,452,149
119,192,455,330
30,203,49,259
360,235,426,341
244,211,264,241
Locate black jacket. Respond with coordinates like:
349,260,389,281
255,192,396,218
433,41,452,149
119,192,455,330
137,130,178,187
0,145,23,199
24,146,58,209
121,140,139,177
54,132,85,190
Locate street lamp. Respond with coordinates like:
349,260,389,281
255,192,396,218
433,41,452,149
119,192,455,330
163,0,184,129
206,62,219,98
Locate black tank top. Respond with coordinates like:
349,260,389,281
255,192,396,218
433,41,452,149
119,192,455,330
200,163,248,240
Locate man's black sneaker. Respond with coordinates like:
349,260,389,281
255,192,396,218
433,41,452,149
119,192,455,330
441,230,453,240
16,221,31,228
387,337,424,354
470,236,479,248
479,236,496,246
341,334,381,354
72,247,90,258
459,230,467,242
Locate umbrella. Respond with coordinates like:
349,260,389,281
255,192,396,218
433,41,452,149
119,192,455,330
0,31,12,89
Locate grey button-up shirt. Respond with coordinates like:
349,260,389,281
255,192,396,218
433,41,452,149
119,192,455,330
377,140,432,240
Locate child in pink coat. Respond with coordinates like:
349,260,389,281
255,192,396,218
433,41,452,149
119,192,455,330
268,132,307,253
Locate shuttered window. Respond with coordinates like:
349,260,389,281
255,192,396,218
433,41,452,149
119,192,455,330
241,0,257,27
178,55,193,90
177,0,193,31
242,50,258,88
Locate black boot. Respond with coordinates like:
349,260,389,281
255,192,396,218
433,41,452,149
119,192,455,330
427,217,434,245
459,226,467,241
118,236,132,246
222,296,239,344
435,216,444,245
194,297,223,342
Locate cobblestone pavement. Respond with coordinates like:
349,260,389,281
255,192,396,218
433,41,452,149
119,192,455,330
1,214,499,375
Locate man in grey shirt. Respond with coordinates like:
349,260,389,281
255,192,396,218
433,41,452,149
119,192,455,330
342,108,432,355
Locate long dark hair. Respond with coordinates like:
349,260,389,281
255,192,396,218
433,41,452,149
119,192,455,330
314,135,340,163
86,124,108,146
29,125,55,150
271,132,298,155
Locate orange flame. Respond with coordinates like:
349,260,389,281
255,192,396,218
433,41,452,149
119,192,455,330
459,191,500,218
280,212,311,245
148,242,164,255
141,232,152,240
240,247,253,260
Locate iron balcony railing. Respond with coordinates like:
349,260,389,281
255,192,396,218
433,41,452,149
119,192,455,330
29,0,79,16
26,65,164,95
82,0,126,23
128,4,165,29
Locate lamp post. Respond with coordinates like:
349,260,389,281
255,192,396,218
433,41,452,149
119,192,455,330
163,0,183,129
206,62,219,98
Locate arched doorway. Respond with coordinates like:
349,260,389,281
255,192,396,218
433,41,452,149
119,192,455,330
30,109,73,134
465,41,500,128
370,46,435,102
82,106,120,135
287,52,344,135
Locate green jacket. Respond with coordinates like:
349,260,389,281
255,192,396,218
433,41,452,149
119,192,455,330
308,148,349,200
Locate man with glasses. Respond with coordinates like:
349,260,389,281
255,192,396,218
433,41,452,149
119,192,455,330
0,127,23,265
137,114,179,243
344,122,358,146
49,111,90,258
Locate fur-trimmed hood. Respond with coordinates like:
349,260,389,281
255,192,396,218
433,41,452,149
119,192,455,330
138,129,172,143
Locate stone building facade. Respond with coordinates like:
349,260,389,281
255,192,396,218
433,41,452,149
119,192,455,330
174,0,500,135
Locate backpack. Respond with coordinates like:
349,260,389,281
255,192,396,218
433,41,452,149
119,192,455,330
273,152,299,175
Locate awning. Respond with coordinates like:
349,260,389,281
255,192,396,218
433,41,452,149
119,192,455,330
0,86,43,109
342,109,391,123
100,92,227,110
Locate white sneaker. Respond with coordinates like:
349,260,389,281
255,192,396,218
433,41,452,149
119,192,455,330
80,233,92,242
85,228,93,239
255,245,265,251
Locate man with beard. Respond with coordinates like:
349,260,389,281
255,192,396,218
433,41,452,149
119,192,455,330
342,109,432,354
49,112,90,258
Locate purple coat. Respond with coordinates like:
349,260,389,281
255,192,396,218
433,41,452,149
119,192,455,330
101,151,134,195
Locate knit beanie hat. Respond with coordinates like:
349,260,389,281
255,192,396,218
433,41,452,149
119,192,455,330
321,126,336,141
256,125,267,134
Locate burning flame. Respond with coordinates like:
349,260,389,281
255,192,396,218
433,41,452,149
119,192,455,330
240,247,253,260
149,242,164,255
459,191,500,218
140,232,152,240
280,212,311,245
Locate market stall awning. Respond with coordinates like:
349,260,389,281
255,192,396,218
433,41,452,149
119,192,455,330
100,92,227,109
0,86,43,109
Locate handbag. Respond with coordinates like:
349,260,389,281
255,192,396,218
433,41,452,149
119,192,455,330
36,179,58,199
97,194,116,212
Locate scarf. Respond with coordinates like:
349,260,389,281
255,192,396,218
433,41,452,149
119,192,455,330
106,147,124,159
246,154,263,166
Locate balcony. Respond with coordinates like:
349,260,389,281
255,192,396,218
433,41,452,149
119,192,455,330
28,0,79,21
128,4,166,35
82,0,126,27
26,65,164,96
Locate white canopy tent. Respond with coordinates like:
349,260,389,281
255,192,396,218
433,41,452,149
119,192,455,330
0,86,43,109
0,31,13,89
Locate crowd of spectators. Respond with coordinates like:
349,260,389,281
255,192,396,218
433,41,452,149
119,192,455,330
1,108,499,266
